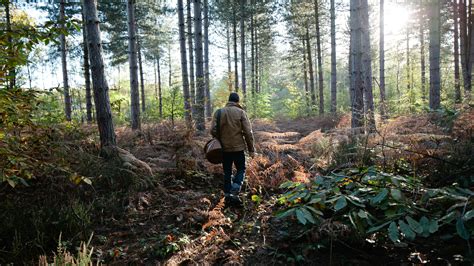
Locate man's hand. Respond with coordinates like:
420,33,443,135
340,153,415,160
249,152,256,158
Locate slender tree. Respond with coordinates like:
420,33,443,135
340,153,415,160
240,0,247,99
350,0,364,130
168,44,172,87
60,0,72,121
233,5,239,92
137,30,146,112
83,0,116,149
303,38,310,112
379,0,387,119
420,0,427,102
429,0,441,110
127,0,141,130
204,0,212,119
226,21,233,91
4,1,15,89
187,0,196,102
330,0,337,113
82,9,93,122
306,26,316,107
454,0,462,103
459,0,470,97
360,0,375,131
157,56,163,117
178,0,192,127
314,0,324,114
194,0,205,131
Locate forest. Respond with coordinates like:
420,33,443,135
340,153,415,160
0,0,473,264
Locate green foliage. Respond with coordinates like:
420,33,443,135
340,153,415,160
246,91,273,119
276,167,474,245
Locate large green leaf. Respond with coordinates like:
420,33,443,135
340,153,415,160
296,209,307,225
419,216,431,237
456,218,470,240
428,220,439,234
406,216,423,234
334,196,348,211
367,220,392,234
391,189,403,201
300,207,316,224
463,210,474,221
304,205,323,216
371,189,389,205
399,220,416,240
388,222,400,242
276,208,295,219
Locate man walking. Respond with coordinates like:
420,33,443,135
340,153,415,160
211,93,255,207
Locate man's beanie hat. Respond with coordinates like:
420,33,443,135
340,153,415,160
229,92,240,103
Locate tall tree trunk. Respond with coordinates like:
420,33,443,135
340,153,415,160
250,0,255,96
406,25,411,95
82,10,93,123
60,0,72,121
137,30,146,112
330,0,337,113
361,0,375,131
178,0,192,127
429,0,441,110
168,44,172,88
187,0,196,102
306,27,316,108
459,0,471,97
420,0,427,102
154,57,158,99
379,0,387,119
233,6,239,92
454,0,462,103
194,0,205,131
127,0,141,130
226,21,233,92
314,0,324,115
204,0,211,119
157,56,163,118
240,0,247,99
303,38,310,113
255,26,259,93
467,0,474,100
350,0,364,130
83,0,116,149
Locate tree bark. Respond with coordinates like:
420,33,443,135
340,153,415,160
303,38,310,113
5,1,15,89
306,27,316,108
459,0,471,97
187,0,196,102
330,0,337,113
406,25,411,95
420,0,427,102
127,0,141,130
314,0,324,115
360,0,375,131
350,0,364,130
178,0,192,128
379,0,387,119
226,21,233,92
240,0,247,99
204,0,211,119
429,0,441,110
233,6,239,92
83,0,116,148
454,0,462,103
82,9,93,123
194,0,205,131
60,0,72,121
137,30,146,112
168,44,172,88
255,25,259,93
157,56,163,118
250,0,255,96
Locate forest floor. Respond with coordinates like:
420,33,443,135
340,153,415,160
88,108,473,265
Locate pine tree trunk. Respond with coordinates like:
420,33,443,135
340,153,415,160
250,0,255,96
467,0,474,100
459,0,471,97
194,0,205,131
127,0,141,130
360,0,375,131
204,0,211,119
255,26,259,93
379,0,387,119
306,27,316,108
83,0,116,148
454,0,462,103
330,0,337,113
187,0,196,102
168,44,172,88
137,31,146,112
420,0,427,103
178,0,192,127
226,21,233,92
406,25,411,94
60,0,72,121
233,7,239,92
5,1,16,89
429,0,441,110
314,0,324,115
350,0,364,130
303,38,310,113
240,0,247,99
157,56,163,118
82,10,93,123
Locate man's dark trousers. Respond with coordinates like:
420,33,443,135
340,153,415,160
223,151,246,195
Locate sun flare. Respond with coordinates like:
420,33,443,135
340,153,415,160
384,4,411,35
